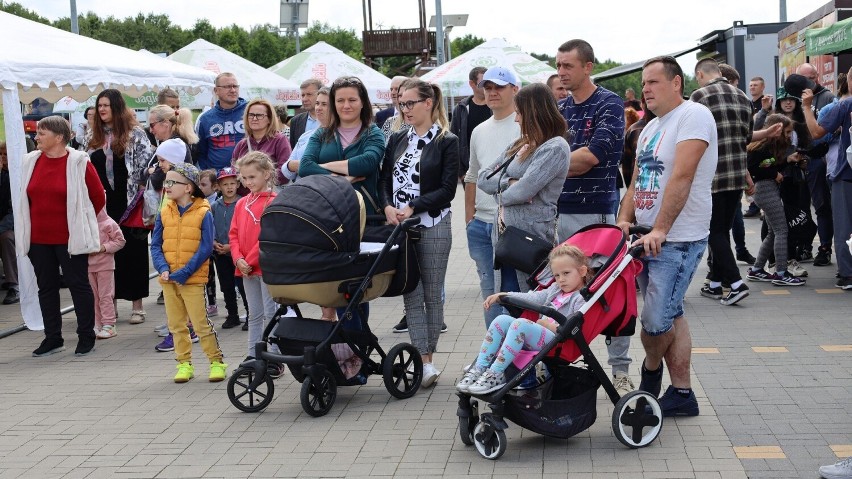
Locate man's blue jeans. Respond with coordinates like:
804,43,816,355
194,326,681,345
466,218,503,327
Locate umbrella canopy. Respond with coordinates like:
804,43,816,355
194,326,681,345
169,39,301,106
269,41,392,104
0,11,216,330
0,11,215,103
421,38,556,98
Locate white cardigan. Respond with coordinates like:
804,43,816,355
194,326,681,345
15,147,101,256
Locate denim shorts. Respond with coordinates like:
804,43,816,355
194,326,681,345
637,238,707,336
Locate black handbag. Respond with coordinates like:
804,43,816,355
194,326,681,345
490,152,554,274
494,225,553,274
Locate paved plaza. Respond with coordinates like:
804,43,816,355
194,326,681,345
0,194,850,478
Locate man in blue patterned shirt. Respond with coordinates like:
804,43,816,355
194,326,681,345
556,39,633,396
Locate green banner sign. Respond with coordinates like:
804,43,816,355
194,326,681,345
806,17,852,56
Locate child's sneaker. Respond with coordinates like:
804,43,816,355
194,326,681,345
155,334,174,352
209,361,228,382
96,325,116,339
467,369,506,395
456,365,486,393
206,304,218,317
746,268,775,282
154,323,170,337
189,327,199,343
174,362,194,383
771,272,806,286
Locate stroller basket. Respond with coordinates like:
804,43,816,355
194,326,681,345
504,363,600,439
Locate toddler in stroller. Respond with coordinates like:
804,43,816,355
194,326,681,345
457,244,589,395
226,175,425,417
456,224,664,460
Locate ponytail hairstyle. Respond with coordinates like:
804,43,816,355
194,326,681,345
548,244,592,284
747,113,792,163
400,77,449,138
235,150,277,188
176,108,198,145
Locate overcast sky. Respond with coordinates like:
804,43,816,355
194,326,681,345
25,0,817,72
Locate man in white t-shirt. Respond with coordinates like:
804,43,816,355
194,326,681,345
617,56,718,417
463,66,521,327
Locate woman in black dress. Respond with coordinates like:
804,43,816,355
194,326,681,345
88,89,153,324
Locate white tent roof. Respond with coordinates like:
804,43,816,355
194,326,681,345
421,38,556,98
169,39,301,105
269,41,392,104
0,11,215,103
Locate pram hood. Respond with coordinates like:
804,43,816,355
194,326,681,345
260,175,364,253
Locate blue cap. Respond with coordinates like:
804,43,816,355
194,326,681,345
478,66,519,88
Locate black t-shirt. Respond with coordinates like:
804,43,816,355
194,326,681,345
751,95,763,114
466,100,492,141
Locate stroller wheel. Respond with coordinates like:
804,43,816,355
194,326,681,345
472,421,507,460
612,390,663,448
382,343,422,399
227,367,275,413
300,369,337,417
458,398,478,446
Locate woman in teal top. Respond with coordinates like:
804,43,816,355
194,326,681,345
299,76,385,214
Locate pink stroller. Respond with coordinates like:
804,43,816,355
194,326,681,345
456,224,664,459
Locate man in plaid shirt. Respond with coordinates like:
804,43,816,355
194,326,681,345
690,58,754,306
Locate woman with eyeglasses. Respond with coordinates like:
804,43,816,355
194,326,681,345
232,99,293,186
88,89,154,326
299,76,385,215
379,78,459,387
146,105,198,187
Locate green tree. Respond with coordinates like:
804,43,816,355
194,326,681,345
246,25,288,68
300,22,362,60
217,24,250,58
531,52,555,68
191,19,218,44
450,34,484,58
0,1,49,23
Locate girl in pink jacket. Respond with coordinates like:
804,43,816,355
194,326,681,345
89,209,126,339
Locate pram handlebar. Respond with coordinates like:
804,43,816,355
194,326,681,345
498,295,568,326
626,224,655,259
365,215,421,228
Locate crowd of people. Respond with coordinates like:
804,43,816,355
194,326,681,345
3,36,852,478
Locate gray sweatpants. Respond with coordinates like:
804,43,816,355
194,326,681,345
753,180,788,272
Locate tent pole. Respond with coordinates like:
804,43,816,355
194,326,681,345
69,0,79,34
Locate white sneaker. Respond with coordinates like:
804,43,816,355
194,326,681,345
96,325,117,339
786,260,808,278
467,369,506,395
421,363,441,388
456,365,485,393
613,371,635,397
819,457,852,479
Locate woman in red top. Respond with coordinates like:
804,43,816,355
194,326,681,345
16,116,106,357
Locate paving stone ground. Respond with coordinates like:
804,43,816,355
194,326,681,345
0,194,849,478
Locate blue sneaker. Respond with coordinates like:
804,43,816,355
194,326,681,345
638,360,664,398
155,334,174,352
189,327,199,343
658,385,699,417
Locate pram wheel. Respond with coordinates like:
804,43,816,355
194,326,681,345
458,398,478,446
227,367,275,413
612,390,663,448
300,369,337,417
382,343,422,399
472,421,506,460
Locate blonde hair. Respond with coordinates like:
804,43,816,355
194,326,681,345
549,244,592,283
243,99,281,139
235,151,277,187
149,105,198,145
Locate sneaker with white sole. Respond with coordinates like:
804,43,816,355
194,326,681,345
421,363,441,388
467,369,506,395
128,310,146,324
206,304,218,317
786,260,808,278
154,323,169,336
746,268,776,282
699,285,723,299
96,325,117,339
720,284,749,306
818,457,852,479
613,371,635,397
771,272,806,286
456,365,486,393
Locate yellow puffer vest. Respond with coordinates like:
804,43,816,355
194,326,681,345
160,197,210,285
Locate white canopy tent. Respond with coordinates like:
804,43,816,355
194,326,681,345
169,39,301,106
0,11,216,330
421,38,557,98
268,41,392,104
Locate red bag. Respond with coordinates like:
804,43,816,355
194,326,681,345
119,190,153,230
